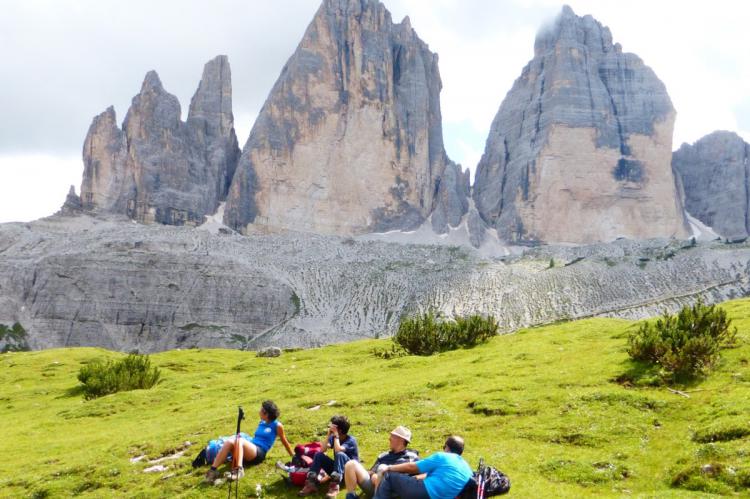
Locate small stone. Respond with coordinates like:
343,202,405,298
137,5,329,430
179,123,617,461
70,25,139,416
143,464,168,473
256,347,282,358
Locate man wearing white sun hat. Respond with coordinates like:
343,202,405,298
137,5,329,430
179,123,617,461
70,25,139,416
343,426,420,499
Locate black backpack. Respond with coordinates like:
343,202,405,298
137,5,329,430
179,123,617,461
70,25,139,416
459,460,511,498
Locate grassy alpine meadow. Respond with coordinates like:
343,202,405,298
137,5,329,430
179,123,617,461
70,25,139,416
2,300,750,498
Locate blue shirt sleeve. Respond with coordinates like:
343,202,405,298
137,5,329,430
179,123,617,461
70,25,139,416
343,436,359,460
416,453,442,473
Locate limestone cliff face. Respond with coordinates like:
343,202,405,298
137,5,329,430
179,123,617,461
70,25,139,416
2,215,749,352
473,5,688,244
673,131,750,241
80,56,240,226
224,0,465,235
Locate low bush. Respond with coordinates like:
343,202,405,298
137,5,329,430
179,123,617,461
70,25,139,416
77,354,161,400
627,301,737,381
692,422,750,443
0,322,30,353
393,313,498,356
671,462,750,494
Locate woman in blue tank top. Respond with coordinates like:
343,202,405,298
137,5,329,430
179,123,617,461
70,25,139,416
205,400,294,481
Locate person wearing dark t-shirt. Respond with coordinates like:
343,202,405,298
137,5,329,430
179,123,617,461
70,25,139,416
299,415,359,498
343,425,420,499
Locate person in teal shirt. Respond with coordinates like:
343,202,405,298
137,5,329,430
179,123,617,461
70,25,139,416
373,436,472,499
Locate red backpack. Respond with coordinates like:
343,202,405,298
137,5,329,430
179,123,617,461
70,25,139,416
282,441,323,487
292,441,322,467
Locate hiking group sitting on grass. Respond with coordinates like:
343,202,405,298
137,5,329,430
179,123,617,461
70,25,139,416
197,400,480,498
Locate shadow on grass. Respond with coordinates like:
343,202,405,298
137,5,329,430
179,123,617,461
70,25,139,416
611,360,662,388
611,360,705,389
260,477,301,497
56,384,85,399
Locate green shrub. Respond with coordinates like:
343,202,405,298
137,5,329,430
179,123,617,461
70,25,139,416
77,354,161,400
693,422,750,443
0,322,30,353
393,313,498,356
627,301,737,381
671,462,750,494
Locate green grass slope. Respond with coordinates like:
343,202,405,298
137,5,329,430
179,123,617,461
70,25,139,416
2,300,750,498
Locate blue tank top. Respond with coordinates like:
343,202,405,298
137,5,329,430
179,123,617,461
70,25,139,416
251,419,278,452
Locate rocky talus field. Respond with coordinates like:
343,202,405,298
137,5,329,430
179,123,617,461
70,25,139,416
1,214,748,352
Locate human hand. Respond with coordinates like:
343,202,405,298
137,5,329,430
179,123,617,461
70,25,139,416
376,464,388,481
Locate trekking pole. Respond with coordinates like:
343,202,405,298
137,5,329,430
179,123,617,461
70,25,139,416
228,406,245,499
476,457,486,499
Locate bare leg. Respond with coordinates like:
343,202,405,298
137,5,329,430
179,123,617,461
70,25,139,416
212,440,235,468
344,460,370,493
238,439,258,467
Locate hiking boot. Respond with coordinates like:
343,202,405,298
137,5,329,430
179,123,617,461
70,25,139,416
325,481,340,498
229,466,244,481
276,460,293,472
298,479,318,496
203,468,220,484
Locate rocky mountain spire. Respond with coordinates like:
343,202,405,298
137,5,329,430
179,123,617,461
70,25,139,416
224,0,467,235
473,5,688,244
80,106,130,212
187,55,239,204
79,56,240,225
673,131,750,241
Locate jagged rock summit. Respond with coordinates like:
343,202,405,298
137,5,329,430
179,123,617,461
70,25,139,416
224,0,467,235
80,56,240,225
473,5,688,245
673,131,750,241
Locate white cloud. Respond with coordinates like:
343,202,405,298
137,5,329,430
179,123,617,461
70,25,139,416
0,0,748,222
0,155,82,223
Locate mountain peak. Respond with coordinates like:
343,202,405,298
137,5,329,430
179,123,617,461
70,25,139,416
141,70,164,92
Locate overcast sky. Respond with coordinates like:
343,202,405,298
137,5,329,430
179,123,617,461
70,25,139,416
1,0,748,223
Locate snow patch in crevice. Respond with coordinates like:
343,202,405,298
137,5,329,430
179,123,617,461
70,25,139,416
198,202,229,234
359,204,515,259
685,210,720,241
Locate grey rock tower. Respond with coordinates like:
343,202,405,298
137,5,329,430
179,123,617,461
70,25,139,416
473,5,687,244
224,0,467,235
673,131,750,241
80,56,240,225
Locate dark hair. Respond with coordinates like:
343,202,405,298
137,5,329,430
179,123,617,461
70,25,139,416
262,400,279,421
330,415,350,435
445,436,464,455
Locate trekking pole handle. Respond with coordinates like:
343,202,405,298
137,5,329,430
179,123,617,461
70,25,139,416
236,406,245,434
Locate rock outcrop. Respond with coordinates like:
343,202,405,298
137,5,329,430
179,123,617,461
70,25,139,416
224,0,466,235
57,186,82,216
80,56,240,226
672,131,750,241
473,5,688,244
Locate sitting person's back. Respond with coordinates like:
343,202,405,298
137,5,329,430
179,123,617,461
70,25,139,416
416,450,472,499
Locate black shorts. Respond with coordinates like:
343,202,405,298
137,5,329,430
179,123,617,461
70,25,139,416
243,444,267,466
